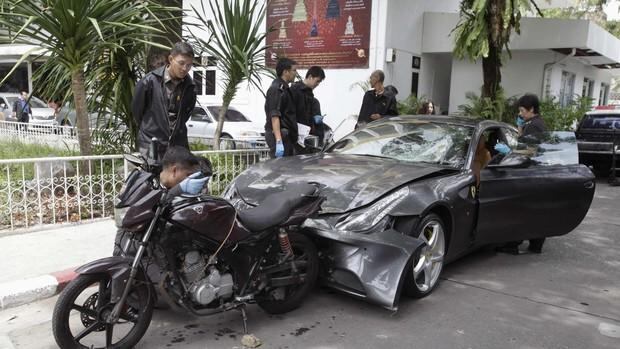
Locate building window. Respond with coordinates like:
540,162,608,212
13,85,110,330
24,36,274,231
559,71,576,107
599,83,610,106
582,78,594,99
192,68,216,96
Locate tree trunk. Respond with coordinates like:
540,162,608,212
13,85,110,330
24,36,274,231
213,83,237,150
481,46,501,99
71,68,93,155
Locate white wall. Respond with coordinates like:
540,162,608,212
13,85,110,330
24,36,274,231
418,53,451,113
449,50,615,113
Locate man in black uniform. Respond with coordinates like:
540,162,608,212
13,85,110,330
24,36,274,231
132,42,196,159
356,70,398,128
290,66,326,150
497,93,548,254
264,58,298,158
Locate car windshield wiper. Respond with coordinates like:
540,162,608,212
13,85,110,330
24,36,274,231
349,153,392,160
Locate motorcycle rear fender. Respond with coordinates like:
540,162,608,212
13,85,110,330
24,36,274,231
76,256,145,302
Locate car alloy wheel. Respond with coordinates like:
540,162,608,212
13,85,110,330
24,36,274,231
405,213,446,298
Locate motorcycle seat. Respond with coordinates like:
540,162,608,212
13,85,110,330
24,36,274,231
237,182,316,231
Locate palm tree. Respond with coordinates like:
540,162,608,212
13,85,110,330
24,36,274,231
190,0,271,150
0,0,175,155
453,0,543,100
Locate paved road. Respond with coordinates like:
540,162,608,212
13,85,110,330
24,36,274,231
1,181,619,349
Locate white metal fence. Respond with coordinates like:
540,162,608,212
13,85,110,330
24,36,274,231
0,120,78,149
0,148,269,232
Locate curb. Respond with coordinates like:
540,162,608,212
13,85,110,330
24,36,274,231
0,268,77,310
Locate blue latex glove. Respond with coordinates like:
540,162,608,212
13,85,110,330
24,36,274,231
516,115,525,127
313,114,324,125
275,140,285,158
179,171,208,195
494,142,511,155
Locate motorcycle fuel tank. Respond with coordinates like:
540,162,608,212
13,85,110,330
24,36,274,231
168,196,251,244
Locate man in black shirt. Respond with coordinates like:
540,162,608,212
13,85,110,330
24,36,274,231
290,66,326,148
132,42,196,159
356,70,398,128
264,58,298,158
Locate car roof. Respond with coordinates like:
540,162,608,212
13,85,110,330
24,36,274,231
371,114,511,129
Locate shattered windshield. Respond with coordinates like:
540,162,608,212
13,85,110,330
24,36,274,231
327,120,474,168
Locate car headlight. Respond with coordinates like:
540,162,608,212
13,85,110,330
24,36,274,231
114,206,130,228
335,186,409,232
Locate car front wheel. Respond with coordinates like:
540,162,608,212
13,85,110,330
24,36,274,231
404,213,446,298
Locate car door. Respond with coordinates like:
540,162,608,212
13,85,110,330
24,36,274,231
475,127,595,245
186,106,213,139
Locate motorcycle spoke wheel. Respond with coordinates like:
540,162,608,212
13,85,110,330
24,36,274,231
52,273,153,349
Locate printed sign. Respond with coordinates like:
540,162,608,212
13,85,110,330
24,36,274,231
266,0,372,69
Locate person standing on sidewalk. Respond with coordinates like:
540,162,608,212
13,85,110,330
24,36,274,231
496,93,548,254
12,90,32,131
264,57,298,158
132,42,196,159
356,70,398,128
290,66,326,150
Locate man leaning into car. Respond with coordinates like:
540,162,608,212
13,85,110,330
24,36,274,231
132,42,196,159
496,93,548,254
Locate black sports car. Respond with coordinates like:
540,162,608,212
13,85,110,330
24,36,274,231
223,116,595,310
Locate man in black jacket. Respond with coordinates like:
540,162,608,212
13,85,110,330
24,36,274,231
264,58,298,158
356,70,398,128
133,42,196,159
290,66,325,148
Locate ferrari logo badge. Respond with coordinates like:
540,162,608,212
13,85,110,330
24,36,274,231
470,185,477,198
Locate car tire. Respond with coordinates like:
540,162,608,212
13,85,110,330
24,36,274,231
219,134,236,150
403,213,446,298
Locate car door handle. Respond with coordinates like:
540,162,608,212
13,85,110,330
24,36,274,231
188,124,193,127
584,181,594,189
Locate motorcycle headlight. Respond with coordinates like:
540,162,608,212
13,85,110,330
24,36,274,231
114,206,130,228
335,187,409,232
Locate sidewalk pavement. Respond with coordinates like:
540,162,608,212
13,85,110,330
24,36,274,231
0,220,116,310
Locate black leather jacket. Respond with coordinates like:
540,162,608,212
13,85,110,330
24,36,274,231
132,66,196,152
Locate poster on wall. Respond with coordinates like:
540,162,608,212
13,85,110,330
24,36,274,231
266,0,372,69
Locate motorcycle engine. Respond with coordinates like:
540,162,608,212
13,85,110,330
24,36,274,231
182,251,234,305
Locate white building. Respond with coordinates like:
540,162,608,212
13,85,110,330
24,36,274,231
183,0,620,139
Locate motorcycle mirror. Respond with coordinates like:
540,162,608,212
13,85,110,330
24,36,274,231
124,153,146,168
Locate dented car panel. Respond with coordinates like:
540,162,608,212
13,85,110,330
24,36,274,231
226,116,596,309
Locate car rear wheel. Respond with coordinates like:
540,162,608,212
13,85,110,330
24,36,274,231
404,213,446,298
219,135,236,150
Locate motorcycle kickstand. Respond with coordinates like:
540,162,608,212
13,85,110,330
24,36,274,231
239,304,248,334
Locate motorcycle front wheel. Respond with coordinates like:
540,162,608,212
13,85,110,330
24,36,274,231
52,273,153,349
257,232,319,314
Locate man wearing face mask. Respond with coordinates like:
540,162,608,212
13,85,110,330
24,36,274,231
133,42,197,159
495,94,548,254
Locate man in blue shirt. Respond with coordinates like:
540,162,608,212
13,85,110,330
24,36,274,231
12,91,31,129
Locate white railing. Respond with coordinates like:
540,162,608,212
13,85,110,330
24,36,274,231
0,120,78,149
0,148,269,232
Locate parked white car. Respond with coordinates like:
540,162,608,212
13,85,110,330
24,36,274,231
0,93,58,126
186,104,265,149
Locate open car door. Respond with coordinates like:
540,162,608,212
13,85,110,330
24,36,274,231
475,129,595,245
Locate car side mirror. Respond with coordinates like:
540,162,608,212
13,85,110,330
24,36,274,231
487,153,532,169
0,103,6,110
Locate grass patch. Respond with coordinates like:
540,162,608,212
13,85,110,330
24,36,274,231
0,140,78,160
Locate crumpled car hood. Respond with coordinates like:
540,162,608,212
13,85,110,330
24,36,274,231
233,153,445,213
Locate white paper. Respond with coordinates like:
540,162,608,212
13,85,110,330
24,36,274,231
297,123,311,147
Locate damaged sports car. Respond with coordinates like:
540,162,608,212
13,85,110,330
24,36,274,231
223,116,595,310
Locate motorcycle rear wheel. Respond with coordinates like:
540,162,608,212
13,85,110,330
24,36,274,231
52,273,153,349
257,232,319,314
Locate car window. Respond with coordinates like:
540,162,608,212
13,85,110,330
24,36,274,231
190,107,211,122
580,114,620,130
328,120,474,168
207,106,250,122
506,131,579,166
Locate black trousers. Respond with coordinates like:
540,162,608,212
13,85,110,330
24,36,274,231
265,129,296,158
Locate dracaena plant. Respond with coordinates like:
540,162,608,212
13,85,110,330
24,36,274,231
0,0,177,155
